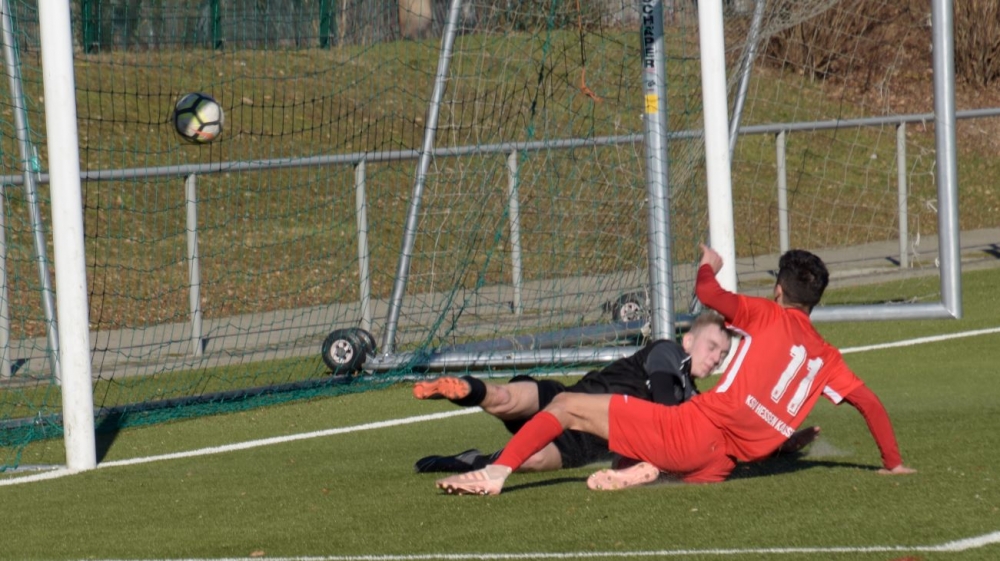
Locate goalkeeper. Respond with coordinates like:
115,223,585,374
413,311,818,475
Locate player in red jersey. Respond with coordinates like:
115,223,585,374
433,245,915,495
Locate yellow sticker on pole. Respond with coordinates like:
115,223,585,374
645,94,659,114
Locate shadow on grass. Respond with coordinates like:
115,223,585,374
95,413,124,463
496,454,881,493
502,476,589,494
427,448,881,495
729,452,879,480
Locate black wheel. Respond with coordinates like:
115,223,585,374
351,327,377,357
321,329,366,374
611,291,647,323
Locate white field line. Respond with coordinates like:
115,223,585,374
52,530,1000,560
3,324,999,490
0,408,481,486
840,326,1000,354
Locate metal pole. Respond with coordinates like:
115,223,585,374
381,0,465,354
640,0,674,338
0,182,9,379
728,0,765,155
776,130,789,254
4,106,1000,187
699,0,737,291
186,174,203,357
39,0,96,471
896,123,909,268
2,0,60,382
506,151,523,316
366,345,641,372
0,1,18,379
28,149,60,382
355,160,372,333
930,0,961,319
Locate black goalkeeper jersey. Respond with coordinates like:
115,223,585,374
569,339,696,407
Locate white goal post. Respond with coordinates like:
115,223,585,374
698,0,961,323
38,0,96,471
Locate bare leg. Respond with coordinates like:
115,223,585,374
413,376,541,421
413,377,549,475
548,393,656,491
544,392,612,440
435,393,611,495
518,444,563,472
480,381,542,421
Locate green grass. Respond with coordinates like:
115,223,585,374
0,267,998,559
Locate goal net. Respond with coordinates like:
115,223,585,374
0,0,962,470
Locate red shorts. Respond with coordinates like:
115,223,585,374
607,394,735,483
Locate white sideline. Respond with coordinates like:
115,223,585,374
48,530,1000,560
0,408,481,486
2,324,999,489
840,326,1000,354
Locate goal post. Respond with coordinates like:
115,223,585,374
697,0,962,323
639,0,674,341
698,0,737,293
38,0,95,470
804,0,961,323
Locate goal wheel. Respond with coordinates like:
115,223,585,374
351,327,377,357
321,329,367,374
611,291,647,323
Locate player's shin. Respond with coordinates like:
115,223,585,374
494,411,565,470
436,411,565,495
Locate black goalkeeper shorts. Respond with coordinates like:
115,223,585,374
500,373,647,469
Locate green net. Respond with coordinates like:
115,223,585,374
0,0,699,470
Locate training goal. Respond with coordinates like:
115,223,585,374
0,0,969,472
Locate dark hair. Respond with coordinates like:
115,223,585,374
776,250,829,311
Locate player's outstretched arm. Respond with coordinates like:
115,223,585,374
842,385,915,475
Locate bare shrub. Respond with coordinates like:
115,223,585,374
760,0,922,91
954,0,1000,87
758,0,1000,92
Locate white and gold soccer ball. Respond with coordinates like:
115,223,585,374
173,93,224,144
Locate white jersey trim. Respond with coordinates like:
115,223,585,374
715,327,750,394
823,385,844,404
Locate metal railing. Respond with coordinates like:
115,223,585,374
2,107,996,372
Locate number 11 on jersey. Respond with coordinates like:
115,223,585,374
770,345,823,416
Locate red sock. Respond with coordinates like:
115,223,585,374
494,411,564,470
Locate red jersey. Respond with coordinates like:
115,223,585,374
692,268,864,462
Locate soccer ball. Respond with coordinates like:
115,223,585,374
173,93,224,144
